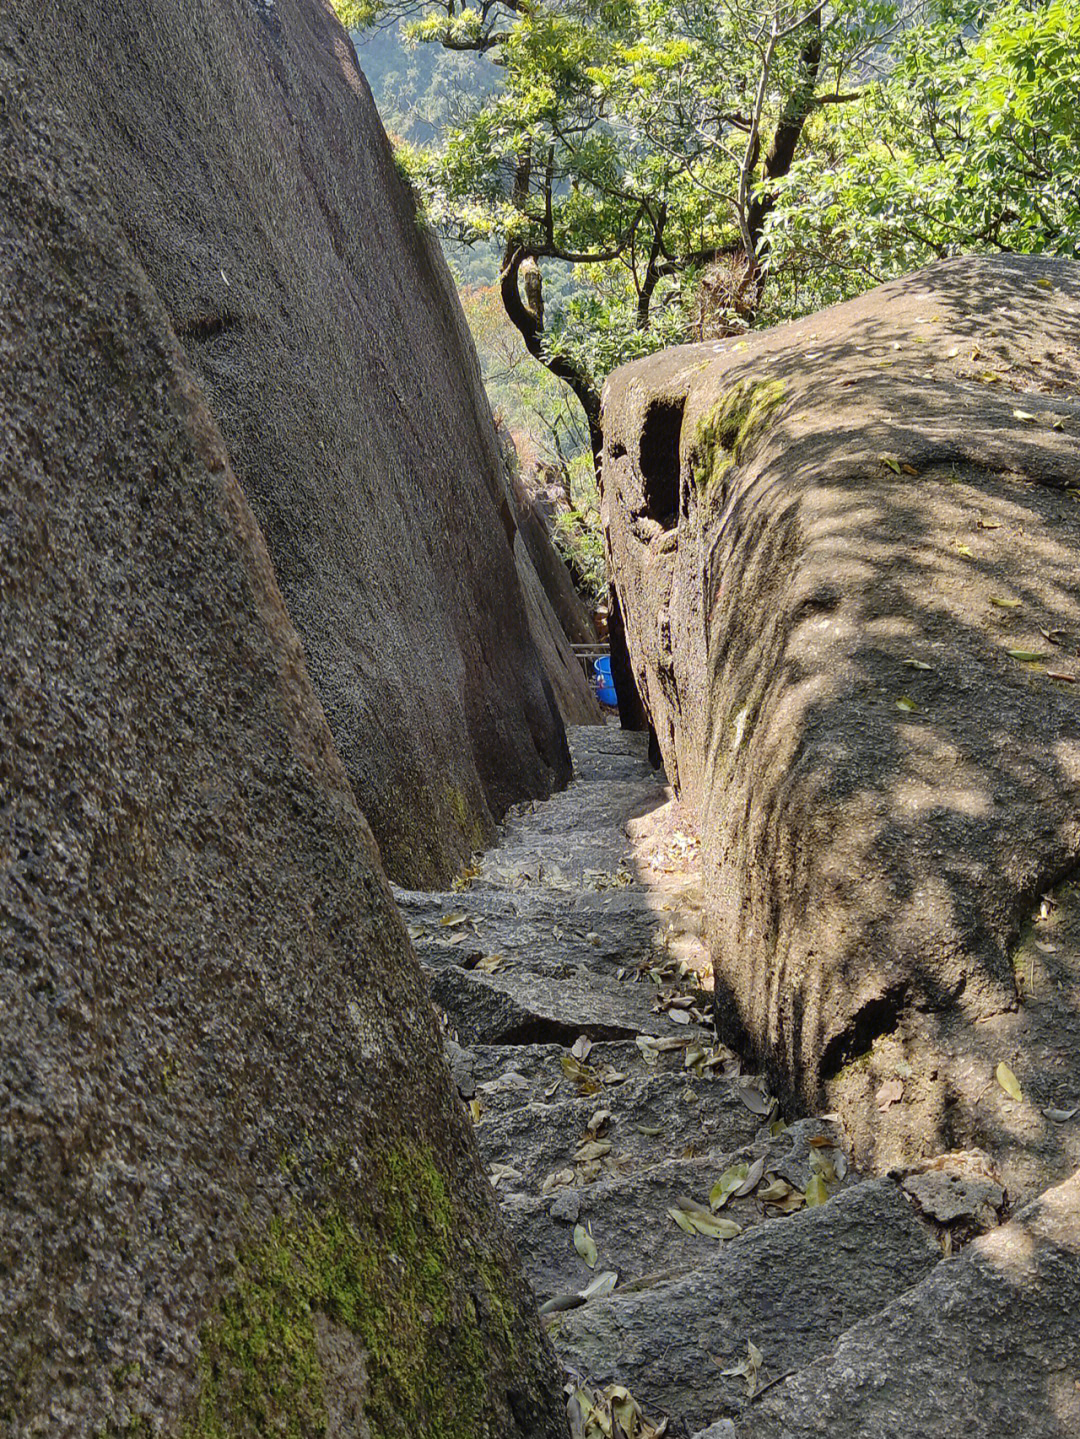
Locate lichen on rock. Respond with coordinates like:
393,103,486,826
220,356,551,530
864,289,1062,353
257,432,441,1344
691,378,787,494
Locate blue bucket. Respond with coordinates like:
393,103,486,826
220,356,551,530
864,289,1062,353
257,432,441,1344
594,655,613,679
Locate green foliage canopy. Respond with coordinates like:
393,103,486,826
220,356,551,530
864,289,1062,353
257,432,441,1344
334,0,1080,474
766,0,1080,306
338,0,902,460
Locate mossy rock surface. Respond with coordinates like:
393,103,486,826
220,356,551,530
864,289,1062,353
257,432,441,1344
692,377,786,493
186,1144,537,1439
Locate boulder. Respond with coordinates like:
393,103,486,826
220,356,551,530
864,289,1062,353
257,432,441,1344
0,46,564,1436
6,0,569,888
735,1169,1080,1439
602,256,1080,1186
511,524,603,725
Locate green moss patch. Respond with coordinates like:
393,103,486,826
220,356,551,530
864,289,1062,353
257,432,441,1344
692,378,786,492
185,1143,515,1439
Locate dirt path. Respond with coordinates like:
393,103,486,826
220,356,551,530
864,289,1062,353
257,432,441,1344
393,726,1061,1437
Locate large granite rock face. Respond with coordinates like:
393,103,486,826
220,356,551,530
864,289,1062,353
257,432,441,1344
602,257,1080,1182
0,45,564,1437
510,470,601,648
5,0,569,888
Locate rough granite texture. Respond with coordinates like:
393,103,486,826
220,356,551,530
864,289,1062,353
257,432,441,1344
601,256,1080,1174
5,0,570,888
510,512,603,725
551,1179,940,1431
0,47,565,1437
736,1169,1080,1438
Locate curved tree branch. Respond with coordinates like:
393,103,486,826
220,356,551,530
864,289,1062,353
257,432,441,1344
499,244,603,470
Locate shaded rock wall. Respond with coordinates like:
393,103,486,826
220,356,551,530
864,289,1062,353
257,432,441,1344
507,472,603,725
510,471,600,648
602,257,1080,1160
0,41,564,1436
513,536,604,726
6,0,569,888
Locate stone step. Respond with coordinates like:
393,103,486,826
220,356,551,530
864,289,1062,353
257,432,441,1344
498,1117,850,1302
426,960,710,1046
727,1169,1080,1439
549,1178,941,1434
404,899,667,974
504,775,666,825
572,753,661,783
469,1060,770,1198
455,1038,747,1106
395,884,688,955
398,720,976,1439
476,827,641,889
566,725,652,760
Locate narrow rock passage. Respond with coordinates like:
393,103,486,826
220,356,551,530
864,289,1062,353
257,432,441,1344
395,728,942,1434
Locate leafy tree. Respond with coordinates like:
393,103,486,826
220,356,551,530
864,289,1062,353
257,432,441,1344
766,0,1080,307
338,0,902,468
459,281,589,471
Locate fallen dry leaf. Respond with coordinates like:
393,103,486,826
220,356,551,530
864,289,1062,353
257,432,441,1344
719,1339,764,1397
574,1223,598,1269
996,1061,1022,1103
736,1086,774,1116
804,1173,829,1207
574,1139,613,1163
710,1164,749,1210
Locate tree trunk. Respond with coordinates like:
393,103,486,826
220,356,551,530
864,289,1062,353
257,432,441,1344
746,9,824,287
500,242,604,478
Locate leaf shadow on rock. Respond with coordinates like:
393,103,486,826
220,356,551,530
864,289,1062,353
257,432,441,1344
607,256,1080,1201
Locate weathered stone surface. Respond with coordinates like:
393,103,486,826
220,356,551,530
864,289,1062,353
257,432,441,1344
407,901,661,977
500,1118,849,1301
834,873,1080,1205
479,826,642,888
551,1180,940,1431
8,0,570,888
399,736,711,1046
515,524,604,724
901,1150,1004,1234
471,1059,768,1198
571,728,659,783
426,959,705,1045
602,256,1080,1183
0,48,563,1436
736,1170,1080,1439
